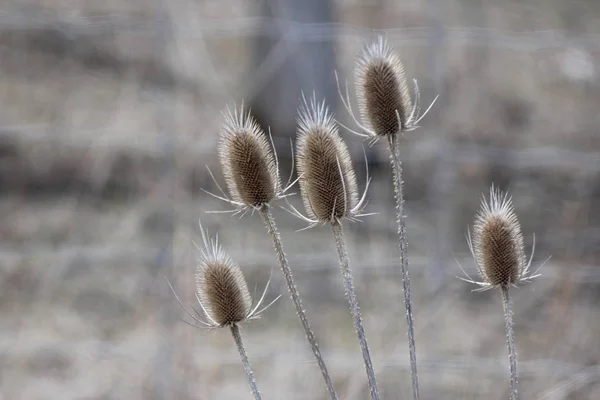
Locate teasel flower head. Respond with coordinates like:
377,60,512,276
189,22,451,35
204,104,295,216
287,94,371,227
168,221,280,329
335,36,438,143
459,185,544,291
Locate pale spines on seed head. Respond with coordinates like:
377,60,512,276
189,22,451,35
190,222,278,328
463,185,541,291
196,258,252,327
295,95,360,224
355,36,412,136
218,105,281,209
461,185,545,400
335,36,437,143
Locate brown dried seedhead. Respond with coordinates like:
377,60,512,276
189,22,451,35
197,260,252,327
218,105,280,209
194,223,276,327
295,96,363,225
355,36,412,137
463,185,540,291
335,36,437,143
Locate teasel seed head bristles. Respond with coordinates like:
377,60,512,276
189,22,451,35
460,185,542,291
293,94,370,227
219,104,279,207
196,260,252,327
356,36,412,136
209,104,292,215
334,36,438,144
177,220,280,328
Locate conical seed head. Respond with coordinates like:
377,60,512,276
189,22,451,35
196,260,252,327
296,97,358,223
219,106,279,208
479,216,521,286
471,186,526,287
355,36,412,136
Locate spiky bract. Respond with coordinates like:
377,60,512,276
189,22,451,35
296,96,359,224
196,232,252,327
219,105,280,209
355,36,412,136
466,185,539,290
192,223,278,328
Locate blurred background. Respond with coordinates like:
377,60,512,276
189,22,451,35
1,0,599,399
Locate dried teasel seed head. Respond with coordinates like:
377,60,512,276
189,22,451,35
468,185,530,289
195,226,253,327
197,261,252,327
355,36,412,136
296,95,358,224
218,105,280,208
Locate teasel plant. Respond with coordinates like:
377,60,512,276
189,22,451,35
334,35,439,400
286,94,380,400
458,185,546,400
167,221,280,400
203,104,339,399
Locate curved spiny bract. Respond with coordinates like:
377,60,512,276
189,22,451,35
193,222,276,328
466,185,539,291
219,105,280,209
355,36,412,136
296,96,359,224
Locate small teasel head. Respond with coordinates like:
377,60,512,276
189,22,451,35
168,221,279,328
460,185,542,291
215,104,284,213
293,94,370,226
196,239,252,327
335,36,437,142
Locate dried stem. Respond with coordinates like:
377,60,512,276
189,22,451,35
331,221,380,400
230,323,262,400
260,205,339,399
387,134,419,400
501,285,519,400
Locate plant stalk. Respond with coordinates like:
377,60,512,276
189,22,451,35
388,134,419,400
331,221,380,400
501,285,519,400
260,205,339,399
230,323,262,400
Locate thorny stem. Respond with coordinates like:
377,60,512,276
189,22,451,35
501,285,519,400
331,221,380,400
260,205,339,400
388,134,419,400
230,323,262,400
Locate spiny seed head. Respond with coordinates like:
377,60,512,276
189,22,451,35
195,227,252,327
296,95,358,224
469,185,528,289
355,36,412,136
219,105,280,208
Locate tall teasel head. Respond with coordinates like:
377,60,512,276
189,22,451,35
460,185,542,291
356,36,412,136
210,104,290,214
335,36,437,142
170,221,279,328
290,95,370,226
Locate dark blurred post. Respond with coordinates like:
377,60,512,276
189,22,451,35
249,0,337,175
